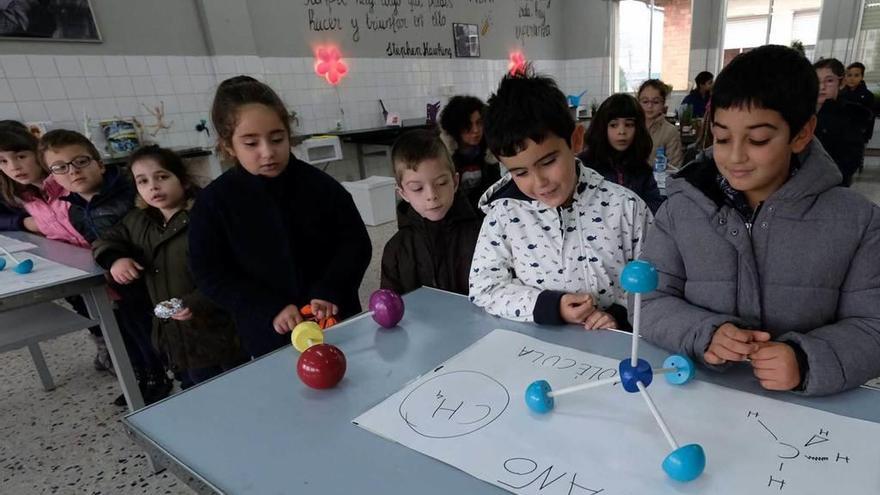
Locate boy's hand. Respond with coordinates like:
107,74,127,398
171,307,193,321
560,293,596,324
273,304,304,334
310,299,339,320
584,310,617,330
22,216,42,234
750,342,801,391
110,258,143,285
704,323,771,365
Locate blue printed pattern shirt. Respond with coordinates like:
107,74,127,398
469,161,652,322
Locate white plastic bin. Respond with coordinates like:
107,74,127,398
342,176,397,226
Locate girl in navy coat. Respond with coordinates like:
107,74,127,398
189,77,371,358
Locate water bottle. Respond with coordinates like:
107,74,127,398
653,146,668,189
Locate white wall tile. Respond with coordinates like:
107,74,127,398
125,56,150,76
131,76,156,95
37,77,66,100
166,56,187,75
17,101,48,121
186,56,209,75
146,56,168,75
93,98,119,119
115,97,139,116
79,56,106,77
0,102,20,119
171,75,193,95
9,78,40,101
44,100,73,121
55,57,83,77
28,55,58,77
110,76,135,97
1,55,32,78
151,75,174,95
103,56,128,76
86,76,113,98
0,79,13,102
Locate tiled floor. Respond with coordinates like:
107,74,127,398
2,161,878,494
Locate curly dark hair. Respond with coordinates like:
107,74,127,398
583,94,653,174
439,95,486,146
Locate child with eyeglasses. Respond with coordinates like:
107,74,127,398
38,129,172,406
0,125,88,246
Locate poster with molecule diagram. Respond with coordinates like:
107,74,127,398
354,329,880,494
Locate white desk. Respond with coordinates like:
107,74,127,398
0,232,147,410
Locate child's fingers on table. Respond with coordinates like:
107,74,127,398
704,350,726,365
712,342,749,362
717,334,759,356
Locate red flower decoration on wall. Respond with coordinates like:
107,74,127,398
508,51,527,76
314,46,348,85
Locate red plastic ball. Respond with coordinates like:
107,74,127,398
369,289,405,328
297,344,346,389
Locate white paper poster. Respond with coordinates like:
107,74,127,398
0,234,38,253
355,329,880,494
0,253,89,296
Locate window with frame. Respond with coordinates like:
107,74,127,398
855,2,880,87
723,0,822,67
616,0,693,93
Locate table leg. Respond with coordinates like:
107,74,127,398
27,342,55,391
83,286,145,411
356,143,366,179
84,286,164,473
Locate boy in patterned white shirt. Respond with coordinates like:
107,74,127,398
469,67,652,330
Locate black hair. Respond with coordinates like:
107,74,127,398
484,64,575,158
0,124,38,153
128,145,198,208
847,62,866,75
814,58,845,77
637,79,670,100
211,75,291,160
695,71,714,87
711,45,818,139
0,120,28,132
391,129,454,183
583,94,653,174
439,95,486,146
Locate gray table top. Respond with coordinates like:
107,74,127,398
123,288,880,494
0,231,104,311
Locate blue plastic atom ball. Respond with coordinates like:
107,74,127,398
662,444,706,482
619,358,654,393
620,260,658,294
14,259,34,274
525,380,554,414
663,354,696,386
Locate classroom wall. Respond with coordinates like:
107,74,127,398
1,0,616,184
0,0,209,56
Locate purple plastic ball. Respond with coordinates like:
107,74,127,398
369,289,405,328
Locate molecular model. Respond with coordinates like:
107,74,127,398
0,246,34,274
291,289,405,389
524,260,706,482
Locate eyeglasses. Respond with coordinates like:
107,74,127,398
639,99,664,106
49,155,95,175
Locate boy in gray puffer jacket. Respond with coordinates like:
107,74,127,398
640,45,880,396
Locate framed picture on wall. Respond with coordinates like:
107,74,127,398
0,0,101,42
453,23,480,58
